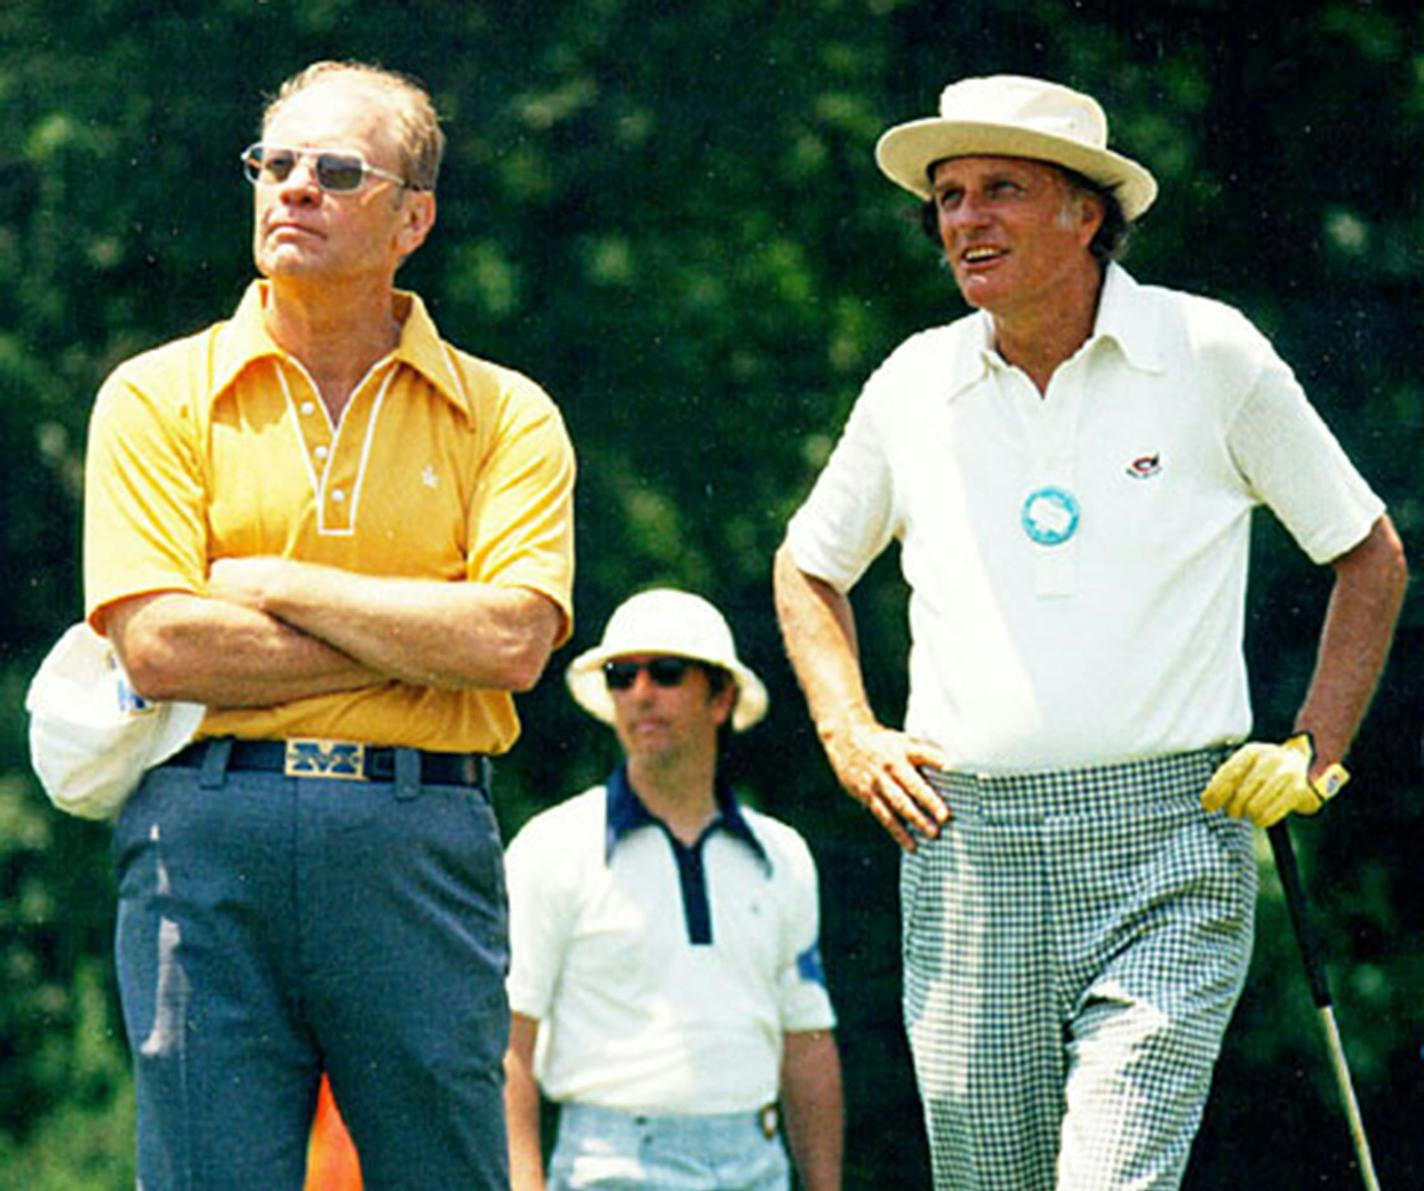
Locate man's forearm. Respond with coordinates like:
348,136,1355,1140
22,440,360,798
780,1030,844,1191
105,590,381,707
210,557,562,693
504,1015,547,1191
773,542,950,848
772,544,873,741
1294,515,1408,770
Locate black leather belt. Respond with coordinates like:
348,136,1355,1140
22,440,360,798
168,738,489,787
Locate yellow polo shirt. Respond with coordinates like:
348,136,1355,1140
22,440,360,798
84,281,575,755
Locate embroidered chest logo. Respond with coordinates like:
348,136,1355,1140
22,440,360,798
421,465,439,489
1126,453,1162,480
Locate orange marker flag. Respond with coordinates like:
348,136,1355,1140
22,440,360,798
305,1074,362,1190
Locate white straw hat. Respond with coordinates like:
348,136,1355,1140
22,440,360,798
875,75,1158,220
565,589,769,732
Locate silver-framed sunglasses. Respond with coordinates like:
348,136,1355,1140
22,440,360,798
240,142,416,194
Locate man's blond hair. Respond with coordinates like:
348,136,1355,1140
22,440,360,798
264,61,445,192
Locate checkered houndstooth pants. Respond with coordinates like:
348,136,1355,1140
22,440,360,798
903,750,1257,1191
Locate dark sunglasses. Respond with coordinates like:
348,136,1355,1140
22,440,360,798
240,142,413,194
603,657,696,691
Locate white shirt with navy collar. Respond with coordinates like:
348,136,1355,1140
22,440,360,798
505,764,836,1115
787,263,1384,773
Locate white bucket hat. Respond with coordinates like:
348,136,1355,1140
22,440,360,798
25,622,206,820
565,589,769,732
875,74,1158,220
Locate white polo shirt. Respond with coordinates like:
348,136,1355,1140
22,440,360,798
787,264,1383,773
505,767,836,1115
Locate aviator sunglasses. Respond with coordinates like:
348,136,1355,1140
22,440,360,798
603,657,697,691
241,142,416,194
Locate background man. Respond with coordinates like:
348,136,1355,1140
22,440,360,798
773,75,1406,1189
84,61,575,1188
503,588,843,1191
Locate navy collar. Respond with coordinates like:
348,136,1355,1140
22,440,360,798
603,762,772,874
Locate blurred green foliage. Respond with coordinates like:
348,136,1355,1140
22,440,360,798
2,1,1421,1186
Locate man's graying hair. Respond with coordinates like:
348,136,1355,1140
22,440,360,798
919,162,1132,266
264,61,446,193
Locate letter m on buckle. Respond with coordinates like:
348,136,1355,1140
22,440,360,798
284,739,367,780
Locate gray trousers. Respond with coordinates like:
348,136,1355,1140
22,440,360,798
903,750,1256,1190
113,739,511,1190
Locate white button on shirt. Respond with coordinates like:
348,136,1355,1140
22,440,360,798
505,770,835,1115
787,265,1384,773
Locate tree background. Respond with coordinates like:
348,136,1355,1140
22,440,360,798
2,1,1421,1186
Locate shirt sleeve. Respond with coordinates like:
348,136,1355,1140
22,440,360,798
504,813,572,1021
784,379,897,595
1226,349,1385,564
84,356,210,632
773,827,837,1033
466,376,577,646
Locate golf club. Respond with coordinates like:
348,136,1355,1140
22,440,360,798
1266,821,1382,1191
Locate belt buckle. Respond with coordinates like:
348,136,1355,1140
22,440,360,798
758,1103,778,1140
284,738,367,780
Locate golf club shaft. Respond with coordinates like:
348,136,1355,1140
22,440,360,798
1317,1005,1382,1191
1266,822,1382,1191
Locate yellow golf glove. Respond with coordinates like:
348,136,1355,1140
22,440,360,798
1201,733,1350,828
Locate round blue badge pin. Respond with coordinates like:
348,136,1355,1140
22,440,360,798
1020,486,1080,546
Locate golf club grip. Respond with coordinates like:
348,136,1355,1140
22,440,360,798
1266,822,1334,1009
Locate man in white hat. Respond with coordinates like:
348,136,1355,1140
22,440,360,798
774,75,1406,1188
502,589,844,1191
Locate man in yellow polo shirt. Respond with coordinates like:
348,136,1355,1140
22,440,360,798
83,61,574,1190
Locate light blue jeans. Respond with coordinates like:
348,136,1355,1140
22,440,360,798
549,1102,790,1190
113,739,510,1190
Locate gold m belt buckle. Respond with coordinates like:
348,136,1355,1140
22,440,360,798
284,738,368,780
